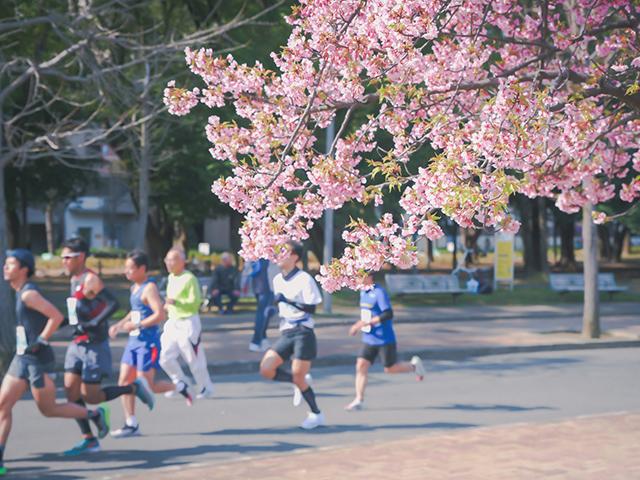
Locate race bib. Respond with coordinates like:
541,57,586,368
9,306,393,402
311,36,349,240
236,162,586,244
130,311,141,337
66,297,78,326
360,309,372,333
16,326,27,355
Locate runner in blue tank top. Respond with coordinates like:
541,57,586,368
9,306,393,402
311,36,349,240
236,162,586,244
0,249,109,477
109,250,185,437
345,272,426,411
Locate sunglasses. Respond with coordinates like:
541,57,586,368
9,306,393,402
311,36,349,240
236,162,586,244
61,252,82,260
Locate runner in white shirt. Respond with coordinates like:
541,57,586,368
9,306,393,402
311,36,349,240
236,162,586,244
259,241,324,429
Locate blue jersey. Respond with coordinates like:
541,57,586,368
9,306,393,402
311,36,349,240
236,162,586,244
130,281,159,342
359,284,396,346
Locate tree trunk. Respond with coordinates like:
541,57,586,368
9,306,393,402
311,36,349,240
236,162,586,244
557,211,576,269
426,239,433,270
621,229,631,258
45,201,55,253
537,198,549,273
597,224,611,261
612,222,629,262
135,117,151,249
582,202,600,339
20,174,30,248
0,110,17,372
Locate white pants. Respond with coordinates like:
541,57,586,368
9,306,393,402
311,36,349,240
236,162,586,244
159,315,213,391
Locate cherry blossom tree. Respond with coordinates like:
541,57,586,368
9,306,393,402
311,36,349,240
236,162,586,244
165,0,639,295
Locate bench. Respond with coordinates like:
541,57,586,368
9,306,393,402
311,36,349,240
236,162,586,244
549,273,628,299
384,274,467,302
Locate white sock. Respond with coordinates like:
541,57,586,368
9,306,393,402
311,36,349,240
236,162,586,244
126,416,138,427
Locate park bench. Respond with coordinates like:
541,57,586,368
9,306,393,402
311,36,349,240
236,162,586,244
384,273,467,302
549,272,628,299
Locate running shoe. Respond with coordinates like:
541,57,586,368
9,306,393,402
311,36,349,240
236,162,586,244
301,412,325,430
0,464,6,476
196,386,215,400
92,405,110,439
293,373,313,407
411,355,426,381
111,424,141,438
133,377,155,410
63,438,101,456
164,389,180,399
249,342,262,352
260,338,271,351
177,381,193,406
345,398,364,411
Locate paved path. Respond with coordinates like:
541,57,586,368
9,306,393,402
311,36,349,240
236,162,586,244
121,412,640,480
48,302,640,374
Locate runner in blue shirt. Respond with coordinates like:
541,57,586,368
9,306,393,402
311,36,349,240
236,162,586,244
345,272,426,411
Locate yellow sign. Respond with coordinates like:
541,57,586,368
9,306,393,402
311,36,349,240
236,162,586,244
494,233,514,286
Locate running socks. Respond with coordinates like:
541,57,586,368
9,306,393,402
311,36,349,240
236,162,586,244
102,385,134,401
301,387,321,414
74,399,94,436
273,368,293,382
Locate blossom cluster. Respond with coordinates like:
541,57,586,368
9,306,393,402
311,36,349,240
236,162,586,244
164,0,639,290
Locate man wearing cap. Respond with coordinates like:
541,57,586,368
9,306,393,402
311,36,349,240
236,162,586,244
61,237,154,456
0,249,110,476
259,241,325,430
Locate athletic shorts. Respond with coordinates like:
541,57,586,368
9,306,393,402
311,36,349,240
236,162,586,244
273,325,317,361
64,339,112,384
359,342,398,368
121,335,161,372
7,353,55,389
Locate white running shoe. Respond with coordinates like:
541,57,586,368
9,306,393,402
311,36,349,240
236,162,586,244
111,424,141,438
260,338,271,351
249,342,262,352
345,398,364,411
196,386,215,400
301,411,325,430
411,355,426,381
164,389,180,399
293,373,313,407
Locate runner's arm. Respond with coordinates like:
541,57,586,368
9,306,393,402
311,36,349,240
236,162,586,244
81,288,120,328
141,282,166,327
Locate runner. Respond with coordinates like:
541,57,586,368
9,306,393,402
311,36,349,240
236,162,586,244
159,248,214,401
61,237,154,455
108,250,187,437
344,272,425,411
258,241,324,430
0,249,109,476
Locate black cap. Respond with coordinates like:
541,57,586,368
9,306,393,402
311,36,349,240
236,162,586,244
6,249,35,276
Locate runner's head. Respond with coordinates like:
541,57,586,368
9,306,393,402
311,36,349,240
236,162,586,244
61,237,89,275
164,248,186,275
4,249,35,284
278,240,303,272
125,249,149,283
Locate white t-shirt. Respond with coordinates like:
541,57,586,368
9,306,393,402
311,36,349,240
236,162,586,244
273,268,322,331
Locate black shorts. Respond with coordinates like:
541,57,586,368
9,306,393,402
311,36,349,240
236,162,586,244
273,325,317,361
7,353,55,389
359,343,397,368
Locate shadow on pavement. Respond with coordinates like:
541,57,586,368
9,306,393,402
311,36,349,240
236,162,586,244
9,441,309,477
206,421,477,436
429,403,554,412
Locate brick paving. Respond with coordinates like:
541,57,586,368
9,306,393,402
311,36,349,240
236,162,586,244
121,412,640,480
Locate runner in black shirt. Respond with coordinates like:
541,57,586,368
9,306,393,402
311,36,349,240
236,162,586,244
0,249,109,477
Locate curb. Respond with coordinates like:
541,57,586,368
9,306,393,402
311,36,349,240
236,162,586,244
206,339,640,375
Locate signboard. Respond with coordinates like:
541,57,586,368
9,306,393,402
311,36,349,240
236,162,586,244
198,242,211,256
494,233,514,290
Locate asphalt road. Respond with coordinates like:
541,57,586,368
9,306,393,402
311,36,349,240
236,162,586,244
4,348,639,479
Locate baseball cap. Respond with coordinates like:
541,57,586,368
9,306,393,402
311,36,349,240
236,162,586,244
6,248,35,276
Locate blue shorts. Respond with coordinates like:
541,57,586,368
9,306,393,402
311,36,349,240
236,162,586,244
121,334,161,372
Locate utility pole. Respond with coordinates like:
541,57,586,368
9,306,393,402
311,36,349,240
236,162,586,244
322,119,335,313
